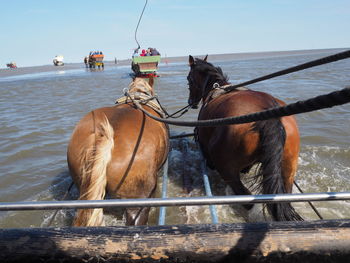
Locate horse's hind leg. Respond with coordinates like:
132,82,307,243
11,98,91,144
224,171,253,210
282,145,299,193
125,207,151,226
281,117,300,193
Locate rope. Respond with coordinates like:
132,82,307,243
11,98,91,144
224,50,350,92
167,104,192,118
127,87,350,127
134,0,148,52
154,96,171,117
143,50,350,121
294,181,323,220
47,182,74,226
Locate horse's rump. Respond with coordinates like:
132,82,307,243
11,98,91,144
67,112,114,226
68,101,169,226
103,104,169,197
198,90,302,221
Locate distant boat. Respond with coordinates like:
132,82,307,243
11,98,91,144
53,55,64,66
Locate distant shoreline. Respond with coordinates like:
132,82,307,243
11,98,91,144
0,48,347,79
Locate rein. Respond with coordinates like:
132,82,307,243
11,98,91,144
223,49,350,92
167,104,192,118
126,87,350,127
203,82,248,105
124,50,350,126
118,89,192,119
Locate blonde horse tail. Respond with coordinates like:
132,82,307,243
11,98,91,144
73,113,114,226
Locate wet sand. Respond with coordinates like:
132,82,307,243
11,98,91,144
0,48,345,79
0,60,128,78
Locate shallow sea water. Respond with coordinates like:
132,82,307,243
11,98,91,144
0,49,349,228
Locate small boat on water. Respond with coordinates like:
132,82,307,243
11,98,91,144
53,55,64,66
131,48,161,77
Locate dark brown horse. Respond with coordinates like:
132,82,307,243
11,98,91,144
67,77,169,226
187,55,302,221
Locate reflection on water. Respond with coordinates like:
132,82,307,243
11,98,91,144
0,49,350,228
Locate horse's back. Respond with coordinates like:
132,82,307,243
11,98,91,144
202,90,280,118
198,90,277,144
197,89,299,173
68,104,169,199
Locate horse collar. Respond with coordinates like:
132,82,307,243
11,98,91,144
115,91,165,117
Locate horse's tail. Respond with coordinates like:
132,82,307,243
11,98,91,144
254,116,303,221
73,113,114,226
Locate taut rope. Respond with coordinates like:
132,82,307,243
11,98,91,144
160,50,350,120
223,50,350,92
126,87,350,127
134,0,148,52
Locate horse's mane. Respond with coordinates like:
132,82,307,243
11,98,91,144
129,78,154,95
194,58,229,85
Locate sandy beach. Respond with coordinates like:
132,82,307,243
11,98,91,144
0,48,345,79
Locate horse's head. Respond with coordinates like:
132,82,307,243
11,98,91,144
187,55,228,109
129,77,154,96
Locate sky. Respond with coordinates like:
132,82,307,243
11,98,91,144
1,0,349,67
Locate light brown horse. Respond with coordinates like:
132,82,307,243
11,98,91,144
187,55,302,221
67,77,169,226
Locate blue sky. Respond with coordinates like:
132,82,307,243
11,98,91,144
1,0,349,67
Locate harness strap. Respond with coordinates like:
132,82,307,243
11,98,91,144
115,92,166,118
204,82,249,105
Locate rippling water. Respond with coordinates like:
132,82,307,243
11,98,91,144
0,49,349,228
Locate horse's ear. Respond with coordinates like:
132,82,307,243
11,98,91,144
189,55,195,67
203,55,208,62
148,75,154,87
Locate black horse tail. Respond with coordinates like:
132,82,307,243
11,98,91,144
254,116,303,221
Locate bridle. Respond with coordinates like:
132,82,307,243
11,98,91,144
188,68,212,107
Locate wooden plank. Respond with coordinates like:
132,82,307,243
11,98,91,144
1,220,350,262
138,62,158,71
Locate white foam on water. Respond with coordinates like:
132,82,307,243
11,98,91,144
296,144,350,219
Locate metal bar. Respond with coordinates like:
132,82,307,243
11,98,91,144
158,157,169,225
200,153,219,224
182,140,193,193
2,192,350,211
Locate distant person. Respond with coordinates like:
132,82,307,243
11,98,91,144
133,48,139,57
150,48,160,56
140,49,146,56
146,49,151,56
